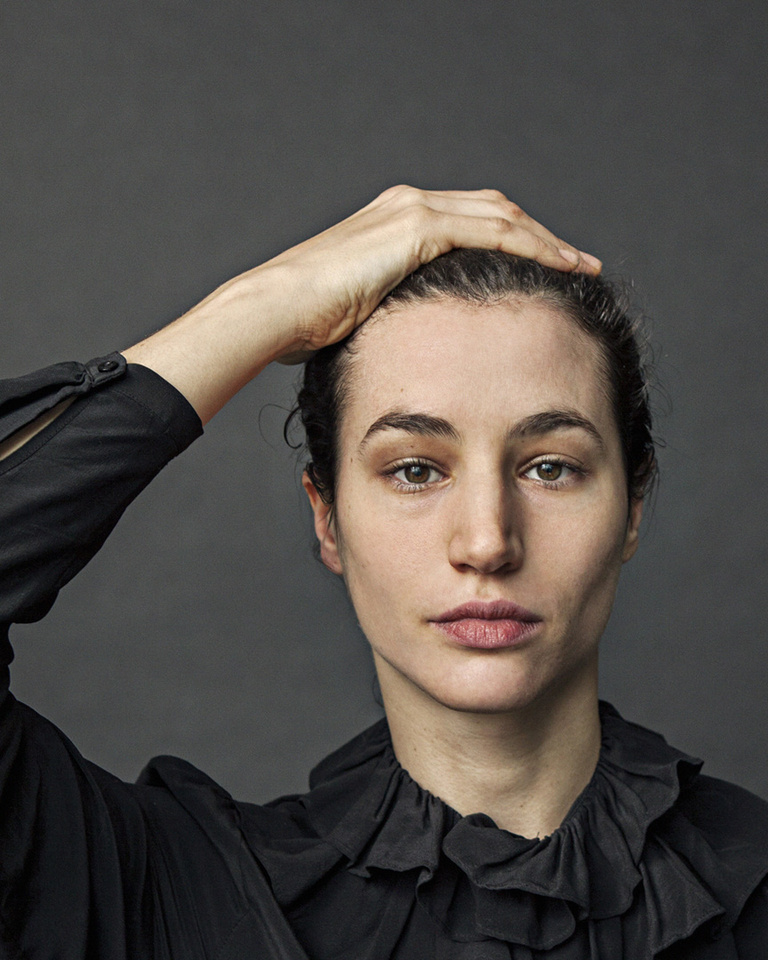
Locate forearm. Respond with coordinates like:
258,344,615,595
121,187,601,426
122,262,298,425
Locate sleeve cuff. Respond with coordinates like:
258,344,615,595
0,353,128,444
113,361,203,455
0,354,203,454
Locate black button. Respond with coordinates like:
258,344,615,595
97,359,119,373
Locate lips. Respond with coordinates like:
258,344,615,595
430,600,542,649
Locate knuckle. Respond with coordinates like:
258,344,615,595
395,183,423,202
408,202,435,229
491,215,516,235
378,184,414,205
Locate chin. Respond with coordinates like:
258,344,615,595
414,647,600,716
418,672,551,716
374,643,595,718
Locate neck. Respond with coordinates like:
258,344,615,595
377,660,601,839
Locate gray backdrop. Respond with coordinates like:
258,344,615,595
2,0,767,803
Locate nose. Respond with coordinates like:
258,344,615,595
447,474,523,576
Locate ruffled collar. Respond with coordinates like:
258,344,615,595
250,702,768,952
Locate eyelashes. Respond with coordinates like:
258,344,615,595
384,457,585,493
521,458,583,488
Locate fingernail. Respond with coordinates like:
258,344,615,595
558,249,580,265
579,252,602,272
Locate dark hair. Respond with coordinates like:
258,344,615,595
286,249,656,505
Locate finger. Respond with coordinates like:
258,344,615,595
418,192,602,274
413,211,594,274
375,186,601,274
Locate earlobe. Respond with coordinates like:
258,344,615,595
622,497,644,563
302,472,344,575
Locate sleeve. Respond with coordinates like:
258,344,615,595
0,357,307,958
0,355,272,959
0,353,203,701
733,878,768,956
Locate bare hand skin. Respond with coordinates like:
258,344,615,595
122,186,601,423
2,187,599,455
1,187,607,836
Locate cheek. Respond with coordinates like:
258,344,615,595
336,499,428,586
547,504,629,627
333,492,443,633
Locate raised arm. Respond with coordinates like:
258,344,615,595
122,186,600,423
0,187,598,633
0,187,601,959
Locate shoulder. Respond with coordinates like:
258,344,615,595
674,773,768,852
657,772,768,943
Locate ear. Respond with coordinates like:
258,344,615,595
622,496,644,563
302,472,344,575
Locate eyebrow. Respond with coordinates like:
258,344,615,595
360,408,604,449
360,411,459,446
508,410,605,449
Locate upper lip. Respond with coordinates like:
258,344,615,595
431,600,542,623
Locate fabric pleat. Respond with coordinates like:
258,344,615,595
236,703,768,954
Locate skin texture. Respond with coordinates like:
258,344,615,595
2,187,607,834
4,186,600,453
304,298,643,835
121,187,599,424
116,191,602,837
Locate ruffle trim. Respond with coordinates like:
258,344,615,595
245,703,768,952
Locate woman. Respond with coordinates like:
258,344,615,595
1,187,766,958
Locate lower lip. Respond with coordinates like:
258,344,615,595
433,618,540,649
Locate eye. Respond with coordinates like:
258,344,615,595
400,463,431,484
388,459,444,490
533,461,564,482
522,459,579,486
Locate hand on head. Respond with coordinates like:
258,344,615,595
122,186,601,424
267,185,602,364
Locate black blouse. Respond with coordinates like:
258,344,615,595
1,356,767,959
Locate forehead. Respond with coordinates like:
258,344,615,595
341,298,612,441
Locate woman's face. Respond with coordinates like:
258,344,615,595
305,298,642,715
